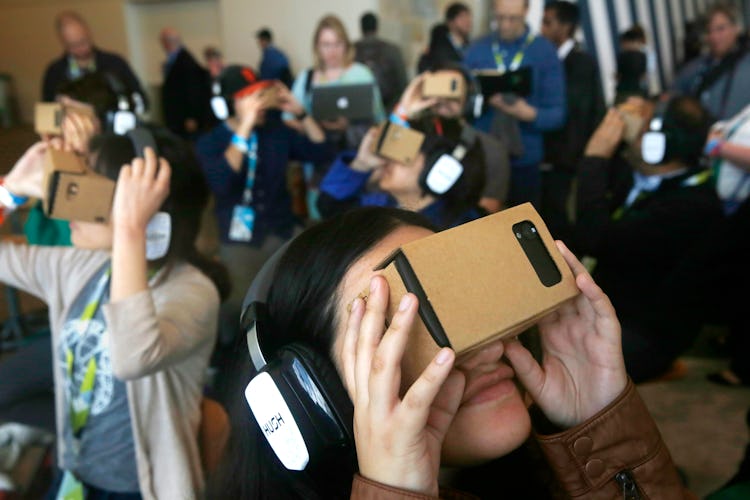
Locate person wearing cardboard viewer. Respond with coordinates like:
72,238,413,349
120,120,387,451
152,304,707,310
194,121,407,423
316,122,485,230
196,65,334,387
393,64,511,213
573,96,723,383
0,127,229,498
208,206,690,499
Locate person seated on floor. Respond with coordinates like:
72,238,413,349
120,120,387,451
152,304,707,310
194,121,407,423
573,95,724,383
392,63,510,213
317,121,485,230
0,125,229,498
209,206,690,499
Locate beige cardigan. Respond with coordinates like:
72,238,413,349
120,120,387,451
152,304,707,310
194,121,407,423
0,243,219,499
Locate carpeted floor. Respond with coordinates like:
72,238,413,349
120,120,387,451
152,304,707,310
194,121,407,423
638,337,749,497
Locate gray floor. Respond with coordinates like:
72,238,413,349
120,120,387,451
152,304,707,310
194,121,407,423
639,356,749,497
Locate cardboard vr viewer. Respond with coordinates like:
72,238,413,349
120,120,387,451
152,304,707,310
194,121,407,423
368,203,580,385
42,149,115,224
34,101,98,136
422,72,467,99
372,121,425,165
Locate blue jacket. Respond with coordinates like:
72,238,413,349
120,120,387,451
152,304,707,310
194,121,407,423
196,119,333,245
464,27,565,168
318,152,482,229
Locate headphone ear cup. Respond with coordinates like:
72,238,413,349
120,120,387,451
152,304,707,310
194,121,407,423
418,149,440,195
211,96,229,120
284,343,354,440
641,131,667,164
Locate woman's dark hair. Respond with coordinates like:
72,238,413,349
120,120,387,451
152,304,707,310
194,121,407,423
409,120,486,227
56,72,128,125
209,207,436,499
89,126,231,301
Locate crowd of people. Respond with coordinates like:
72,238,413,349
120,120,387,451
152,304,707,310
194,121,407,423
0,0,749,498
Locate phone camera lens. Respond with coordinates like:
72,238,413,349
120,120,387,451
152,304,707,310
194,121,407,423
521,223,539,240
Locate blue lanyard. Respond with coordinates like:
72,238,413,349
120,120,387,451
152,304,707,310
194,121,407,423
242,132,259,206
492,32,535,73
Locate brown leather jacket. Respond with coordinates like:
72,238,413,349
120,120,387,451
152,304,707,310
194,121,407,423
350,380,695,499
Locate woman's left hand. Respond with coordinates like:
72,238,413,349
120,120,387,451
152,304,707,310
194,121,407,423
503,241,627,429
111,147,170,232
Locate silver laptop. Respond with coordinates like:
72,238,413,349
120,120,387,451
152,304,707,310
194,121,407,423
310,83,375,122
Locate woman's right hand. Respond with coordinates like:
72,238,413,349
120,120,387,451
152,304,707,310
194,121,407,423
396,74,438,119
236,91,269,133
341,276,465,496
350,127,386,172
4,141,49,199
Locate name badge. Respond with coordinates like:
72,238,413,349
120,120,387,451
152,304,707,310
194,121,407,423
229,205,255,242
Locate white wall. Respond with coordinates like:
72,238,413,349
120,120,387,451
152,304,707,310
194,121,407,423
124,0,221,86
218,0,377,75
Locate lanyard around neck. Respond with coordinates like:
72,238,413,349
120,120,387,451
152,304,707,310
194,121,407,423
67,266,111,439
242,132,259,206
492,32,535,73
612,169,712,220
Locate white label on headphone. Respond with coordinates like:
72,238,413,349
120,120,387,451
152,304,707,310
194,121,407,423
245,372,310,471
641,131,666,165
211,96,229,120
145,212,171,260
132,93,145,115
113,111,137,135
426,155,464,194
473,94,484,119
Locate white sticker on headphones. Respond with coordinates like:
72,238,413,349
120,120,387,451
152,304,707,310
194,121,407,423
426,155,464,194
113,110,137,136
641,131,666,165
145,212,171,260
211,96,229,120
245,372,310,471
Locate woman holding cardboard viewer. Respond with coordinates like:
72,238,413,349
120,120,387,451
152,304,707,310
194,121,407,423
213,207,688,498
1,127,228,498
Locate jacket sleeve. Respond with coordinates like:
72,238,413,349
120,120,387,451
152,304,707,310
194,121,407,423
534,379,695,499
351,474,476,500
195,133,246,198
317,152,370,218
0,242,86,304
531,45,566,132
102,267,219,380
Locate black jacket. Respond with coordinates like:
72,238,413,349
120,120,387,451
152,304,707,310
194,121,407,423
544,45,605,172
161,47,212,138
574,155,723,333
41,47,148,108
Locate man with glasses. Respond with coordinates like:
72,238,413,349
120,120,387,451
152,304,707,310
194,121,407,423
673,2,750,120
464,0,564,208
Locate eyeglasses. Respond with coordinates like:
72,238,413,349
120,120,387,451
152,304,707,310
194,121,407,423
496,14,525,24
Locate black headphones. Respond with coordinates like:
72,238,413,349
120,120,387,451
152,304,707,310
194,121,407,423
418,125,477,196
126,127,172,261
241,247,355,472
641,98,695,165
102,72,138,135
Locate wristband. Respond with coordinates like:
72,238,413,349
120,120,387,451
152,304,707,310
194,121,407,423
704,138,724,158
295,110,308,121
0,178,28,210
231,133,250,154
